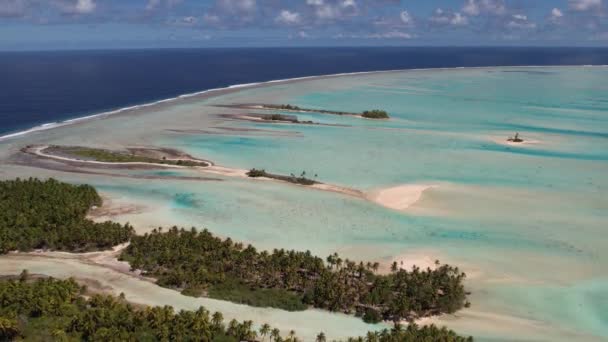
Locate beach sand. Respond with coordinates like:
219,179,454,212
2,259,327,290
367,184,436,211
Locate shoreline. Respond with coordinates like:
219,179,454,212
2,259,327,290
1,64,606,142
24,144,434,211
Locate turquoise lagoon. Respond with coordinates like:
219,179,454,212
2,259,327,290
0,67,607,341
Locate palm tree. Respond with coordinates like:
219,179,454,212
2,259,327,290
260,323,271,341
316,332,326,342
365,331,379,342
288,330,297,341
271,328,281,342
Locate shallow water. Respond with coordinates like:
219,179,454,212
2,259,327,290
1,67,607,341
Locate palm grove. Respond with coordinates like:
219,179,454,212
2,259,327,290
0,178,472,341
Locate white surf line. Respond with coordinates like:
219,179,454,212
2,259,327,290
2,64,605,142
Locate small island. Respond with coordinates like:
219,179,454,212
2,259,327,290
507,132,524,143
247,168,318,186
247,104,391,119
361,109,389,119
261,113,314,124
27,145,210,167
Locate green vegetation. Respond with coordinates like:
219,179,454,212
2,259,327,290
263,104,355,116
350,323,473,342
246,169,317,186
0,179,473,341
207,279,307,311
0,178,133,253
48,146,209,167
0,273,287,341
267,104,302,111
507,132,524,143
0,273,472,342
121,227,469,323
361,110,389,119
260,114,314,124
262,114,299,122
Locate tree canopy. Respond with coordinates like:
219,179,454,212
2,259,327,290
121,227,469,323
0,178,133,253
0,273,472,342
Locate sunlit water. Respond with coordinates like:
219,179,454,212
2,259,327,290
1,67,607,341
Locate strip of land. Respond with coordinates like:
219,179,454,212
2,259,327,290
22,144,435,212
221,104,390,119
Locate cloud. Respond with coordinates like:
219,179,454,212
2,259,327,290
275,9,300,25
551,8,564,18
146,0,182,11
462,0,506,16
569,0,602,11
506,13,536,29
51,0,97,15
307,0,358,21
549,7,564,23
334,30,414,39
399,10,413,26
367,30,413,39
289,30,311,39
73,0,95,14
430,8,469,26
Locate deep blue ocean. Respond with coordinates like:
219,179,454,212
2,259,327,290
2,47,608,136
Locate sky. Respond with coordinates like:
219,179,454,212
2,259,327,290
0,0,607,50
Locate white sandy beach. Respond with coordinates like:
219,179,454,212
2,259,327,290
367,184,436,211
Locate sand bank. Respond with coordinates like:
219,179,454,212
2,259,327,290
368,184,436,211
491,136,542,147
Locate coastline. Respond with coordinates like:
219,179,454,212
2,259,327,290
2,64,606,142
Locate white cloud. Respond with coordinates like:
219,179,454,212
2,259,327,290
146,0,182,11
341,0,356,8
61,0,96,14
334,30,414,39
168,15,198,26
275,10,301,24
506,14,536,29
400,10,413,26
306,0,357,20
430,8,469,26
451,12,468,25
368,30,413,39
316,5,338,19
569,0,602,11
551,8,564,18
549,8,564,23
76,0,95,13
462,0,506,16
